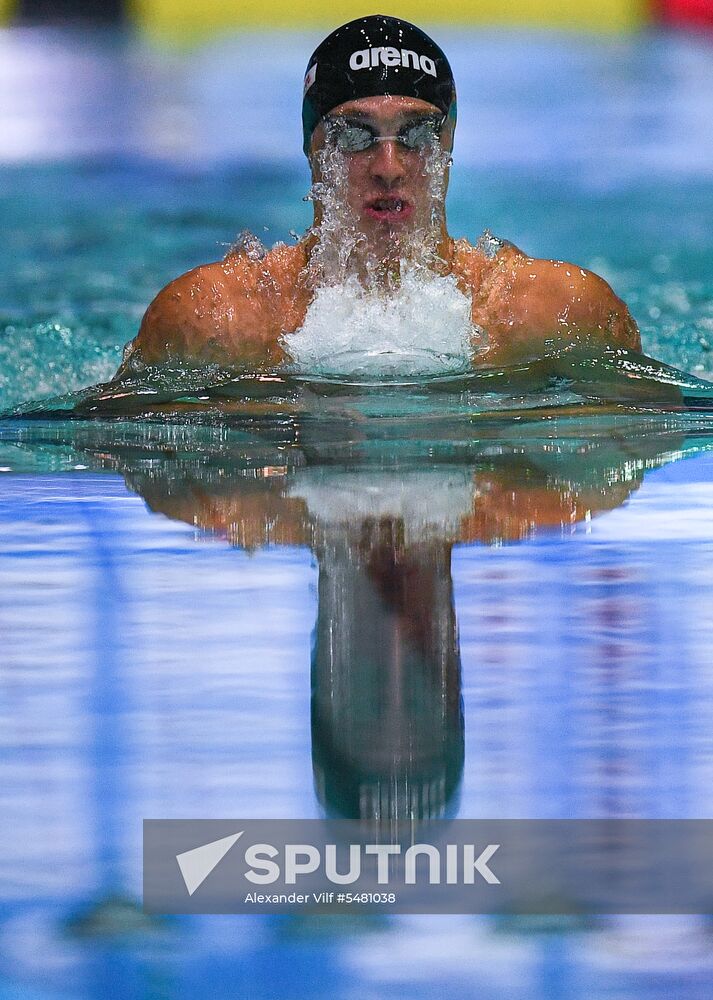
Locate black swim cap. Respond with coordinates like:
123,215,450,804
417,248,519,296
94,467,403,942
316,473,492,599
302,15,456,155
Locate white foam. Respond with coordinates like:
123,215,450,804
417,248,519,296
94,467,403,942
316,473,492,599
281,266,480,379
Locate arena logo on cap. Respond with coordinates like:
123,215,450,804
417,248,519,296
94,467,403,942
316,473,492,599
349,47,437,78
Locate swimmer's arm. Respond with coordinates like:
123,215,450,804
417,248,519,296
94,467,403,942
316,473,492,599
483,256,641,363
116,266,223,374
116,262,280,376
527,258,640,347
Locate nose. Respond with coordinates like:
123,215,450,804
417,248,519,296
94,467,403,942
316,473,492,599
368,139,407,187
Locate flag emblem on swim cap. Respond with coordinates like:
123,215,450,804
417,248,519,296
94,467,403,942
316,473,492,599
303,63,317,96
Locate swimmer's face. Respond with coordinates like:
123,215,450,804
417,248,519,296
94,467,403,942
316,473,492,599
309,96,454,240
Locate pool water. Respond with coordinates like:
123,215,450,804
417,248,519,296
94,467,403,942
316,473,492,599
2,25,713,1000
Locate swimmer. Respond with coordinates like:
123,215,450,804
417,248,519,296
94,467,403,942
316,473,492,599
117,14,641,377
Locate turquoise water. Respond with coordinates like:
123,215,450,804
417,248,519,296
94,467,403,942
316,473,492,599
3,25,713,1000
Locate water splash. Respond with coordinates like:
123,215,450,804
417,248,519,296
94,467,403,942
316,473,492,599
476,229,506,261
0,318,124,411
282,267,478,378
225,229,267,262
303,120,453,282
284,126,482,378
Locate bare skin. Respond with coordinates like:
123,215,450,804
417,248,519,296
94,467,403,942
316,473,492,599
117,95,640,377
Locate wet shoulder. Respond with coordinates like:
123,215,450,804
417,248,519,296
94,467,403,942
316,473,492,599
137,260,233,340
150,240,307,307
222,238,308,294
453,231,524,271
453,233,640,353
451,232,526,302
123,243,308,370
453,233,611,311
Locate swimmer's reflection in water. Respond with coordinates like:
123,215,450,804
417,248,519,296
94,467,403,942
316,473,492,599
310,516,464,834
115,15,641,381
82,418,686,832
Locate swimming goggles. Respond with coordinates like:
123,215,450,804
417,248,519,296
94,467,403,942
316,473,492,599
324,115,445,153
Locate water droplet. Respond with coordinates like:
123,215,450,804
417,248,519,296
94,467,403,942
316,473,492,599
226,229,267,262
476,230,504,261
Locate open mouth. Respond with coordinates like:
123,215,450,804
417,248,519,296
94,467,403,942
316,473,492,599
364,197,414,222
